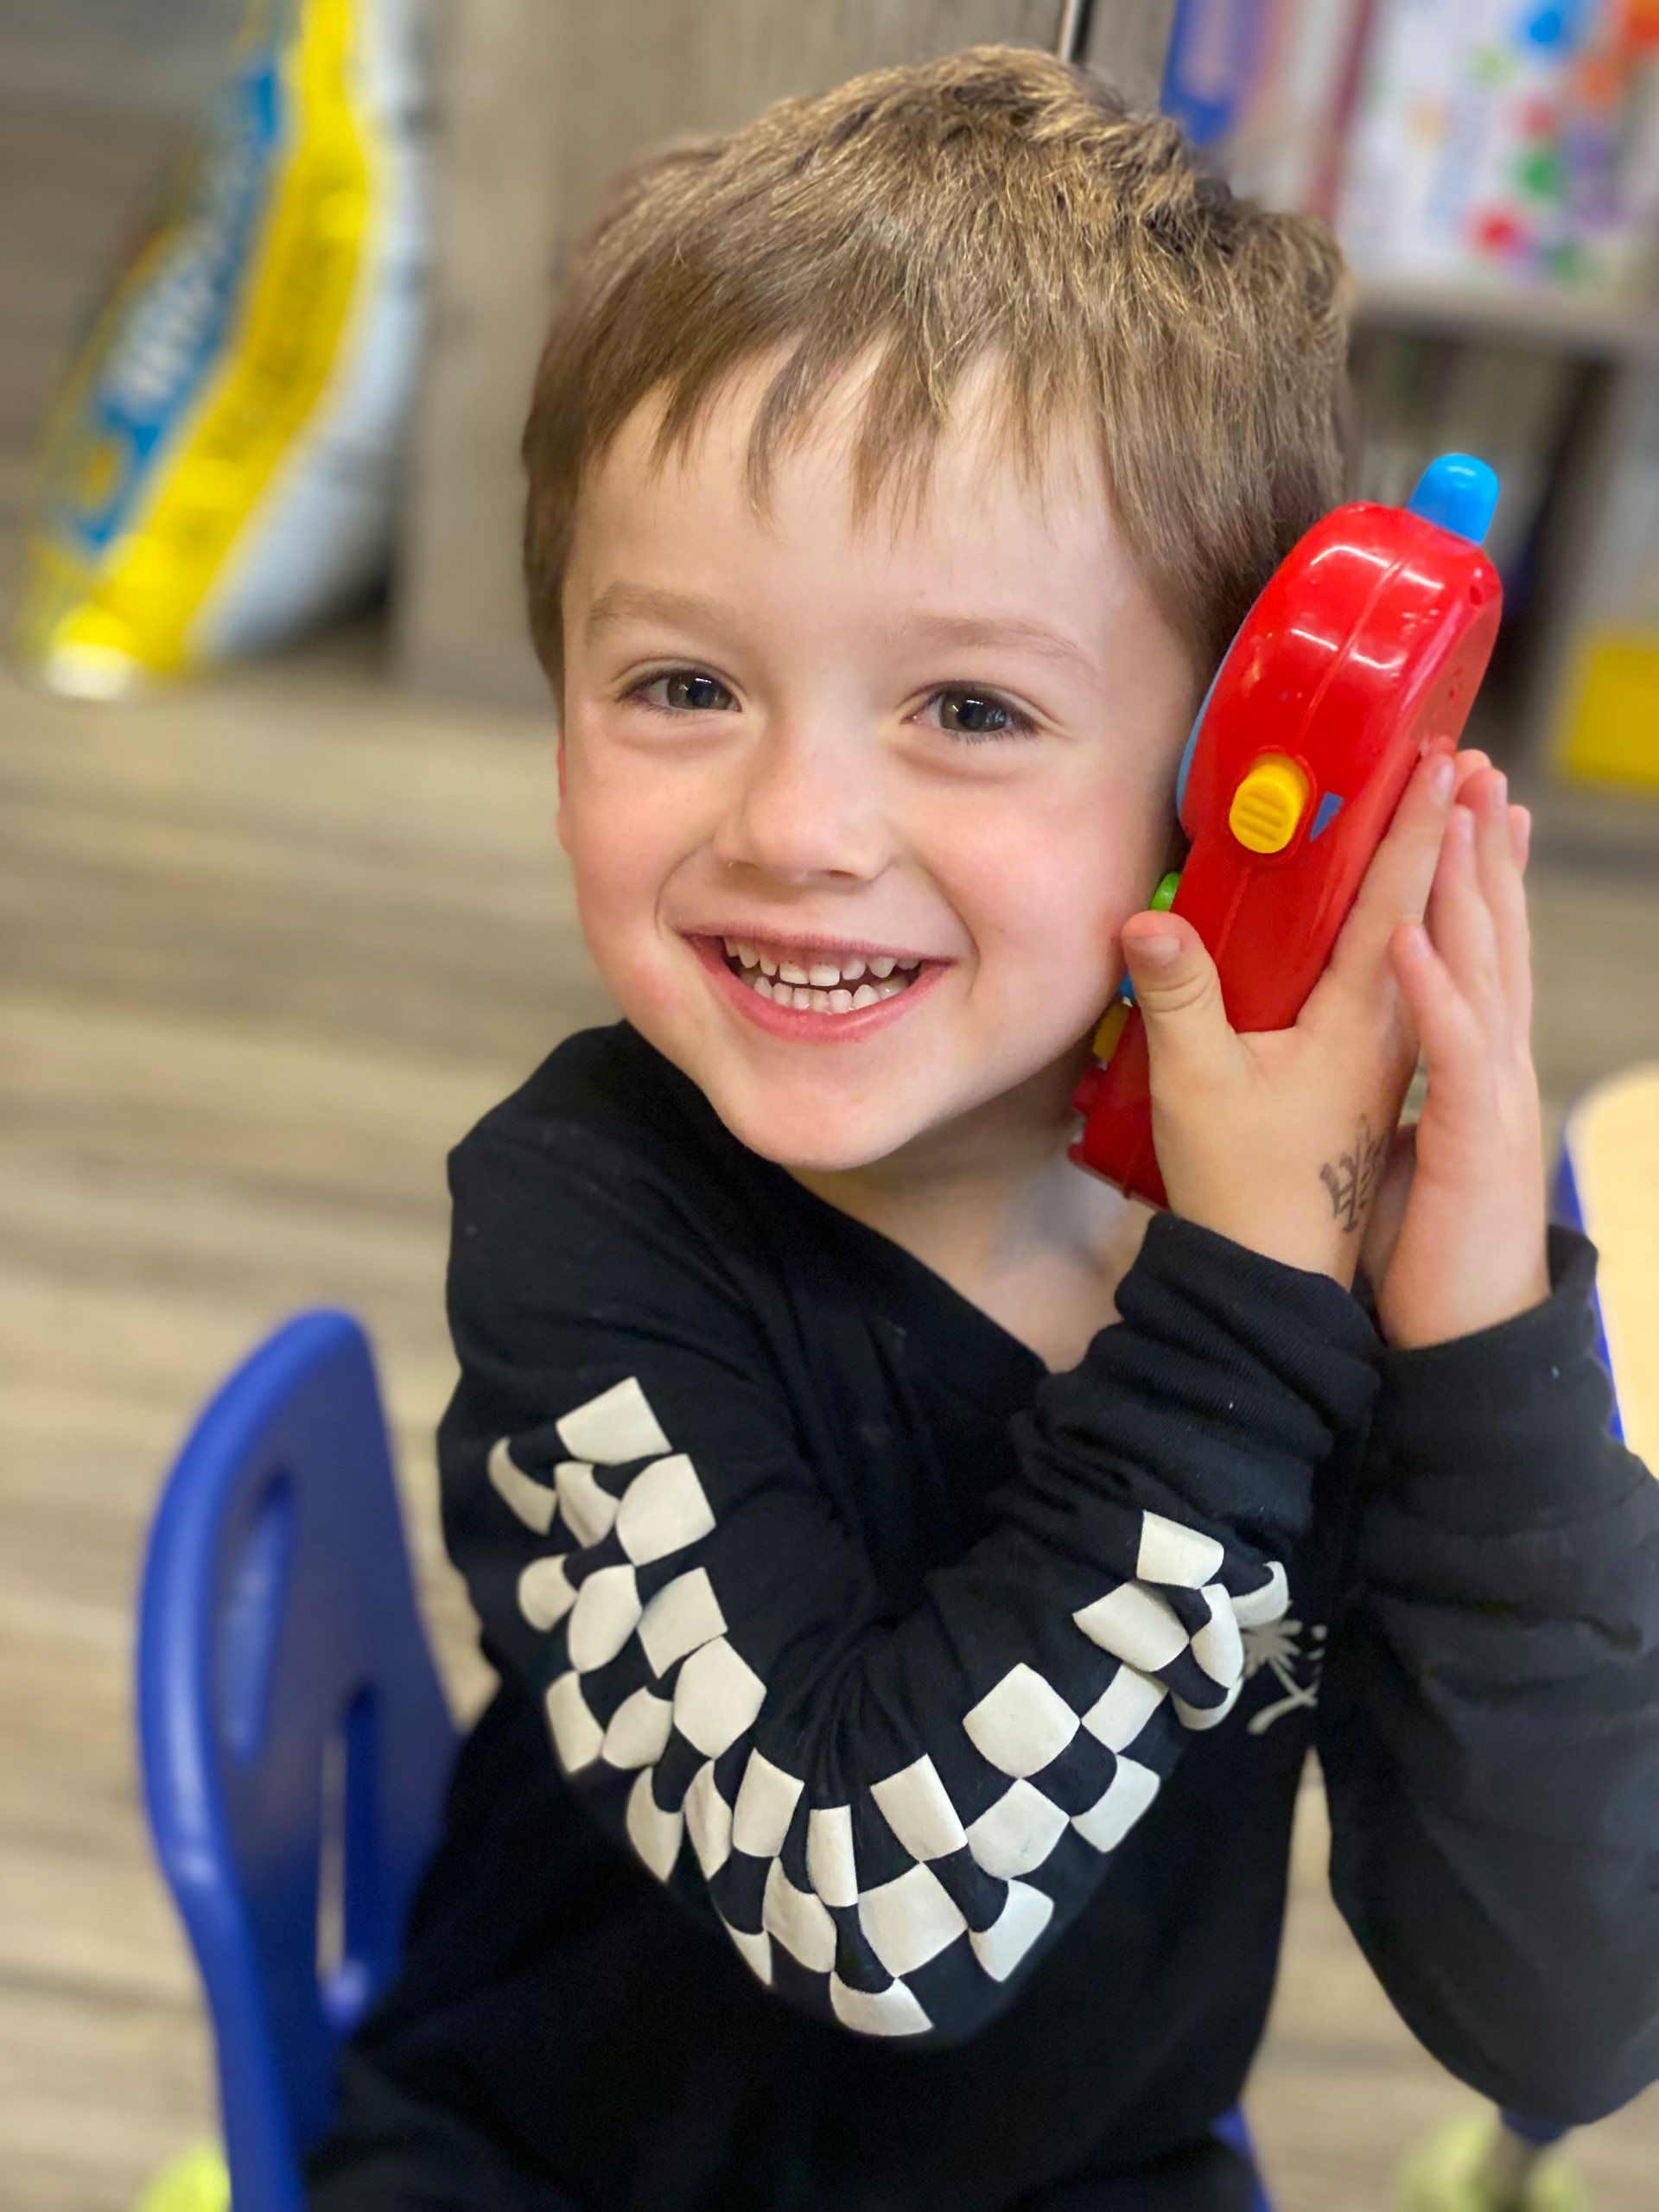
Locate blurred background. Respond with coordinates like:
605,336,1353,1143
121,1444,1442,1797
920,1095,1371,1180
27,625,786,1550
2,3,1657,2208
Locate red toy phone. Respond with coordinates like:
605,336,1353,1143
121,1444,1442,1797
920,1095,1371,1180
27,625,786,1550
1070,454,1503,1208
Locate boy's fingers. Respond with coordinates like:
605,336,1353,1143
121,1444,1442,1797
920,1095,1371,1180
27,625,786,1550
1120,913,1233,1089
1452,747,1492,800
1425,802,1503,1025
1319,750,1454,1003
1471,775,1533,1030
1389,920,1490,1120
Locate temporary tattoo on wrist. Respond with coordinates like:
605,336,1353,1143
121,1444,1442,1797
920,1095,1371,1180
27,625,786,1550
1320,1116,1389,1233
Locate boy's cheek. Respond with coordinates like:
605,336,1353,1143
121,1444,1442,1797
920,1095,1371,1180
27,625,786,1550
559,746,683,877
567,873,658,1017
985,823,1159,989
563,822,686,993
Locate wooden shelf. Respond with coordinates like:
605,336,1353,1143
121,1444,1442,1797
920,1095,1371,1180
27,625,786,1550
1355,275,1659,360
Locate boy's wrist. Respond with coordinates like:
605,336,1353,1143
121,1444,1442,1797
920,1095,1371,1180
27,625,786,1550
1372,1164,1551,1349
1157,1173,1378,1291
1378,1243,1552,1350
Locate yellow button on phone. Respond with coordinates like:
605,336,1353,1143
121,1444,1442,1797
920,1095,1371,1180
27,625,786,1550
1228,755,1311,855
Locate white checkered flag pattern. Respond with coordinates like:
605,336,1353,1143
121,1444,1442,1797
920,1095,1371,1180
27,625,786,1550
484,1372,1291,2041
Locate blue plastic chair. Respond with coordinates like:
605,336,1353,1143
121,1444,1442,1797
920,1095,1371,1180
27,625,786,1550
1211,2102,1272,2211
1553,1139,1625,1447
137,1310,459,2212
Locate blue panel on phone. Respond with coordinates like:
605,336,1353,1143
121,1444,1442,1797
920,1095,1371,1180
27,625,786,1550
1309,791,1344,841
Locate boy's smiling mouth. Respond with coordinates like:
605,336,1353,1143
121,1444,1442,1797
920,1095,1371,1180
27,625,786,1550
682,931,950,1035
723,934,918,1009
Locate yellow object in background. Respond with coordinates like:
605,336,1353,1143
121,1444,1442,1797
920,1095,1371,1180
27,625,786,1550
12,0,428,698
1562,1063,1659,1476
1560,630,1659,790
136,2143,229,2212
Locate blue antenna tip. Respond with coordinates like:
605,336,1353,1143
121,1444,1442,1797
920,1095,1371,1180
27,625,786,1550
1406,454,1500,546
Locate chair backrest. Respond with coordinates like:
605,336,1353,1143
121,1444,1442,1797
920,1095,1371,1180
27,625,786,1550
137,1311,460,2212
1553,1147,1624,1449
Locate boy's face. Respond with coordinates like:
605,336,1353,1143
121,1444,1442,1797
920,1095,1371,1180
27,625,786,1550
557,353,1198,1176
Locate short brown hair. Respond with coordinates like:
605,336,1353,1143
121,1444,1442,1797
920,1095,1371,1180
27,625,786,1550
522,43,1352,693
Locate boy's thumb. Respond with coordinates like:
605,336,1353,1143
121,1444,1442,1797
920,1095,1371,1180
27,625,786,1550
1119,915,1230,1083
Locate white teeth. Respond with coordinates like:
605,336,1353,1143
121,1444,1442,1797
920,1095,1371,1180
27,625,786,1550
717,937,930,1007
716,939,927,984
730,965,907,1014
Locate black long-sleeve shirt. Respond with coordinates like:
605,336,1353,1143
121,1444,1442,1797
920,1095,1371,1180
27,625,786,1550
311,1019,1659,2212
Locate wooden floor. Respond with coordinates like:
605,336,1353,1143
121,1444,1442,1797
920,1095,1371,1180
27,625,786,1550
5,50,1659,2212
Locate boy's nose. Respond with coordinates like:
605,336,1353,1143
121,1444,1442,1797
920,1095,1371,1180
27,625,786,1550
711,731,891,882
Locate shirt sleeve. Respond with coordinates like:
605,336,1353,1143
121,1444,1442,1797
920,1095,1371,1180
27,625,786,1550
1316,1224,1659,2124
440,1119,1381,2044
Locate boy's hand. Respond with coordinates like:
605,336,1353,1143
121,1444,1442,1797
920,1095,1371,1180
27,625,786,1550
1358,759,1550,1348
1119,750,1459,1287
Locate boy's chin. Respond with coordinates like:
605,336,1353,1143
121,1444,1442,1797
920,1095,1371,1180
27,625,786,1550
699,1075,935,1177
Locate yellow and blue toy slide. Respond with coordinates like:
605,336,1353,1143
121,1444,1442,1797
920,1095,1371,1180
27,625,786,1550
13,0,427,697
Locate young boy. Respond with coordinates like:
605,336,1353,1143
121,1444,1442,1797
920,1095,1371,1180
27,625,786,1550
308,46,1659,2212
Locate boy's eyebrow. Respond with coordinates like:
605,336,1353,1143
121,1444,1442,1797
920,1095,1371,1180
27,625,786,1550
893,610,1097,679
584,583,732,643
585,583,1096,678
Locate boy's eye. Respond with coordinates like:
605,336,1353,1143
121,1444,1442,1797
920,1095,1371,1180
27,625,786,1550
926,687,1038,743
629,669,738,714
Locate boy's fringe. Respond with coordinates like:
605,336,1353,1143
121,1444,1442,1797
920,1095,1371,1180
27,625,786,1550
522,44,1353,694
